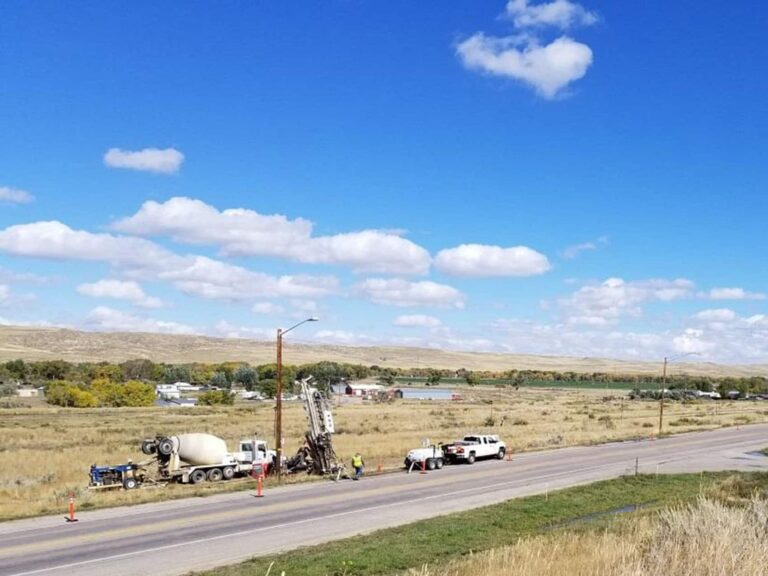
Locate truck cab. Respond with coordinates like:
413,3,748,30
236,438,276,468
444,434,506,464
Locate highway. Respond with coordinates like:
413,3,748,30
1,424,766,576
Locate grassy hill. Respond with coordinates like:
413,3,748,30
0,325,765,377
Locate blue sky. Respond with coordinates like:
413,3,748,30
1,1,767,363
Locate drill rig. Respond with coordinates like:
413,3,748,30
285,376,346,479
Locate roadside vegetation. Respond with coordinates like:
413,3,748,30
192,472,768,576
1,383,767,521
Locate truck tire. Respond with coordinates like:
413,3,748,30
497,448,506,460
222,466,235,480
123,477,138,490
158,437,174,456
436,458,444,469
426,458,436,471
467,452,476,465
207,468,223,482
141,440,156,455
190,469,207,484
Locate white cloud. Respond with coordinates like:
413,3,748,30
559,277,695,325
0,186,34,204
103,147,184,174
312,330,374,345
0,221,339,301
0,285,10,304
113,197,431,275
434,243,550,277
393,314,442,328
457,34,593,99
561,236,608,259
212,321,273,340
355,278,465,309
252,302,284,315
457,0,597,99
505,0,598,29
693,308,737,323
85,306,197,334
707,287,766,301
77,279,164,309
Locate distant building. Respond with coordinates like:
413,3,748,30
16,387,41,398
155,384,181,400
345,383,384,398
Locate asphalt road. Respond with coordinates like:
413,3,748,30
1,424,767,576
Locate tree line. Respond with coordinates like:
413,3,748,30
0,358,765,407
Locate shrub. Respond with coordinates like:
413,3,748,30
512,418,529,426
198,390,234,406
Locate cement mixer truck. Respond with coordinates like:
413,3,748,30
141,433,274,484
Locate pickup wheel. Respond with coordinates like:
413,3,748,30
222,466,235,480
190,469,207,484
207,468,223,482
426,458,436,471
497,448,506,460
467,453,476,465
436,458,444,469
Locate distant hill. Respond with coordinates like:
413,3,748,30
0,325,765,377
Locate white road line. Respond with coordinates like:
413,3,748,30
6,459,627,576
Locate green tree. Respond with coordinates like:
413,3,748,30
426,369,442,386
5,359,27,380
120,359,157,381
163,365,192,384
209,371,230,389
0,381,16,397
233,365,258,390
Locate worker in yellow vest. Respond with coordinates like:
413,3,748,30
352,453,365,480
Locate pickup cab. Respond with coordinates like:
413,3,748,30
443,434,506,464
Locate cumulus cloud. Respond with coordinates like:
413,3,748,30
103,147,184,174
456,0,597,99
113,197,431,275
312,330,375,345
355,278,465,309
693,308,737,323
707,287,766,301
559,277,695,325
505,0,598,29
393,314,442,328
0,221,339,301
212,321,273,340
85,306,197,334
0,186,34,204
77,279,164,308
434,243,550,277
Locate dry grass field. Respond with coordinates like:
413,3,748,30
409,496,768,576
2,386,767,522
2,325,767,376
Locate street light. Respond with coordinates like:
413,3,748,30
658,352,700,436
275,316,318,480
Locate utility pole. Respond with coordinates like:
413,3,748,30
274,317,318,482
658,356,668,436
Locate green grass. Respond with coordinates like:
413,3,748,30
194,472,768,576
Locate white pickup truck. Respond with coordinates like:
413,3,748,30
443,434,506,464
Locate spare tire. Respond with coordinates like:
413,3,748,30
158,437,174,456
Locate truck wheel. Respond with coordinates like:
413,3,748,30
222,466,235,480
497,448,506,460
467,453,476,464
123,477,138,490
158,438,174,456
436,458,444,469
141,440,156,455
190,469,207,484
426,458,436,471
207,468,223,482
